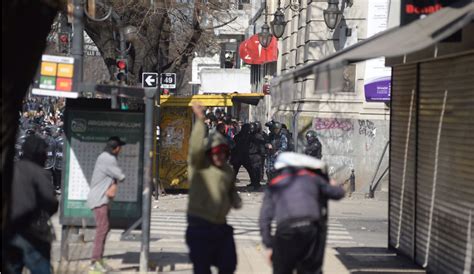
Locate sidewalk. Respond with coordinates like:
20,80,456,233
52,238,349,273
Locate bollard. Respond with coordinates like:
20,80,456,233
350,169,355,193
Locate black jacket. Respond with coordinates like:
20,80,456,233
10,136,59,258
304,139,323,159
259,168,344,248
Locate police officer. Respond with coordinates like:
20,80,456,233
265,122,288,181
248,123,266,189
304,130,322,159
231,124,261,188
254,121,267,182
259,152,345,274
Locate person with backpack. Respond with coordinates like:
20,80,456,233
259,152,345,274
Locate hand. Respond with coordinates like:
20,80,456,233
191,102,205,120
266,249,273,265
330,179,339,186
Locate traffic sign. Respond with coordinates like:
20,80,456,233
32,54,78,98
160,73,176,89
142,72,158,88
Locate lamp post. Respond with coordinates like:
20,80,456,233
271,7,286,39
323,0,343,30
258,1,273,48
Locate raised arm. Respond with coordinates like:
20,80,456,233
188,103,207,168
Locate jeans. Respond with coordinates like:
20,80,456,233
92,204,110,261
7,234,52,274
186,217,237,274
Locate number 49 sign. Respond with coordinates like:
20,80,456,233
160,73,176,89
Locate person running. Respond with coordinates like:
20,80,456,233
87,136,126,272
259,152,345,274
186,103,242,274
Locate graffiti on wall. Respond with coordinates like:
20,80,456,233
314,118,354,131
358,119,377,150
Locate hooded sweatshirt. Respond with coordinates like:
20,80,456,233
187,119,241,224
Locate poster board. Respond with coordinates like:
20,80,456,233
158,107,192,189
61,101,144,228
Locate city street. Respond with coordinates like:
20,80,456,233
51,172,424,273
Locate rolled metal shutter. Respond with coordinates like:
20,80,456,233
389,63,418,258
416,53,474,272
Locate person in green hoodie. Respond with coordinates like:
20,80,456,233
186,102,242,274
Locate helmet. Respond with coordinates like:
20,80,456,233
274,152,327,174
273,122,282,130
305,130,317,143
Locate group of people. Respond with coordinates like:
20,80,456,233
186,103,344,274
203,108,324,191
15,96,65,194
7,100,336,274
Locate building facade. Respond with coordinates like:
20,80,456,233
245,0,399,191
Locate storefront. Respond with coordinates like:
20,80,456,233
269,2,474,272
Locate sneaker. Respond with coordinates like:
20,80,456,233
98,259,113,271
89,260,112,273
89,262,106,273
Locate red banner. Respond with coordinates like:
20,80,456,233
239,34,278,65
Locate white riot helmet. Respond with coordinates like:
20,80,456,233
274,152,328,174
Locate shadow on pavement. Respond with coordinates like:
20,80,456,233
334,247,426,274
107,251,191,272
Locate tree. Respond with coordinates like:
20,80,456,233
80,0,238,93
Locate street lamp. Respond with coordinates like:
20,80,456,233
258,23,273,48
324,0,343,30
271,8,286,39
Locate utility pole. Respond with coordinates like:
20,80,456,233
140,88,156,272
71,0,84,89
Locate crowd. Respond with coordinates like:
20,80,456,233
7,101,332,274
15,96,65,194
203,107,323,191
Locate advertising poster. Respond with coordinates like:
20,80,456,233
61,109,144,228
159,107,193,189
364,0,391,102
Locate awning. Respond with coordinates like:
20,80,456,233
274,1,474,84
159,93,264,107
239,35,278,65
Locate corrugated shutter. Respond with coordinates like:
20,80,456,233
416,53,474,272
389,63,418,258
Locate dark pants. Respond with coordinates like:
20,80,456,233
6,234,52,274
52,168,61,190
272,220,323,274
232,156,261,186
186,219,237,274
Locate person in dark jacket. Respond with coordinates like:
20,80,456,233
265,122,288,181
254,121,268,182
231,124,261,188
304,130,322,159
247,123,266,190
259,152,345,274
7,135,59,274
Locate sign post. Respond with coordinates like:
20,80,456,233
142,72,158,88
160,73,176,89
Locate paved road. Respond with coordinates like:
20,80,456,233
51,171,422,273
